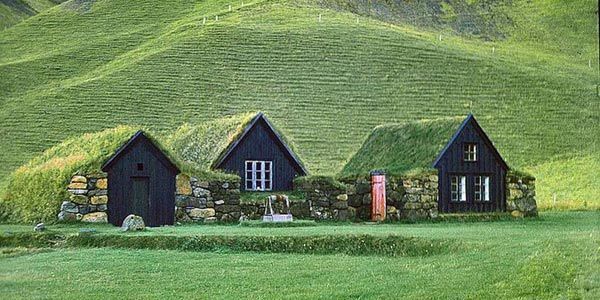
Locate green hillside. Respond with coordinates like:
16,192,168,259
0,0,63,29
0,0,598,206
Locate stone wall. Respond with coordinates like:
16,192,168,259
295,174,439,222
58,174,108,223
506,173,537,217
174,174,242,223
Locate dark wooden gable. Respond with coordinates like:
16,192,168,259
101,131,179,174
101,130,179,227
432,114,508,171
432,115,508,213
213,113,308,191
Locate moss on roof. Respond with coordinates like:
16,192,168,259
166,112,257,171
340,117,465,177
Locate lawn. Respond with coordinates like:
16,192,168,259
0,211,598,299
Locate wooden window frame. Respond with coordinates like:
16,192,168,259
244,160,273,191
474,175,491,202
464,143,477,162
450,175,467,202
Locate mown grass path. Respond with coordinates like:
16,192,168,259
0,212,598,299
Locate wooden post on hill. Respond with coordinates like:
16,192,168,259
203,17,206,25
553,193,557,209
318,14,322,22
492,46,495,54
216,15,219,21
438,34,442,41
229,5,232,12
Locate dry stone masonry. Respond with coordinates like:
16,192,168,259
58,174,108,223
58,171,537,224
174,174,242,223
506,174,538,217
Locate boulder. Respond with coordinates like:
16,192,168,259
69,194,89,204
58,211,77,222
511,210,524,218
95,178,108,189
68,189,88,195
214,200,225,205
121,214,145,231
332,201,348,209
176,174,192,195
81,212,108,223
90,195,108,205
71,176,87,183
215,205,239,214
188,208,215,219
34,223,45,232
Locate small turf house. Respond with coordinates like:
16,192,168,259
212,113,308,191
433,115,508,213
101,130,180,226
342,114,509,213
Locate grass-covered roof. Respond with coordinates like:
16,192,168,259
340,117,465,177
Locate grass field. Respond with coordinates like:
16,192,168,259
0,211,598,299
0,0,598,208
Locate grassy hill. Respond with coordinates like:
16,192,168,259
0,0,598,207
0,0,63,29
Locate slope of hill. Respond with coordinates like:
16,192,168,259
0,0,63,29
0,0,598,206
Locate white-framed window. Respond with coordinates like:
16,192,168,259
474,176,490,202
245,161,272,191
464,143,477,161
451,175,467,202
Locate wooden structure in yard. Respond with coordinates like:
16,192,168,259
433,114,508,213
213,112,308,191
101,131,180,226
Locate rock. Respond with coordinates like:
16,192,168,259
347,206,357,220
429,175,438,182
428,209,439,219
95,178,108,189
71,176,87,183
215,205,239,214
332,201,348,209
188,208,216,219
87,189,107,196
222,182,230,189
362,194,371,205
336,194,348,201
197,181,210,189
68,189,88,195
214,200,225,205
204,217,217,224
239,214,249,222
335,209,348,221
68,182,87,189
78,205,90,214
34,223,45,232
193,187,211,198
90,195,108,205
220,213,234,222
121,214,145,231
97,204,107,212
81,212,108,223
69,194,89,204
511,210,524,218
176,174,192,195
387,206,397,215
61,201,79,213
58,211,77,222
347,195,362,207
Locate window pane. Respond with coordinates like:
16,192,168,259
460,176,466,201
484,176,490,201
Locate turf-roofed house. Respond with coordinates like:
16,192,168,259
211,112,308,191
342,114,512,214
101,131,181,226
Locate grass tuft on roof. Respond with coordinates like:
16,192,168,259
340,117,465,177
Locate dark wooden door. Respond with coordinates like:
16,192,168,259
131,177,149,221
